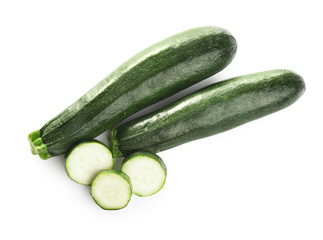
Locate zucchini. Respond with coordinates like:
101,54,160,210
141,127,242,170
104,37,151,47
28,26,237,159
65,141,113,185
110,69,305,157
91,170,132,210
121,151,167,197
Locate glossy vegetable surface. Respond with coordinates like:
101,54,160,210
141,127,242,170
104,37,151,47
28,26,237,159
110,69,305,157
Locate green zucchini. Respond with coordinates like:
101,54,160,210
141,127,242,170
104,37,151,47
121,151,167,197
91,170,132,210
65,140,113,185
28,26,237,159
110,69,305,157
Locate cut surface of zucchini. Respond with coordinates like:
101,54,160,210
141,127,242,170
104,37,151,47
122,152,166,197
65,141,113,185
91,170,132,210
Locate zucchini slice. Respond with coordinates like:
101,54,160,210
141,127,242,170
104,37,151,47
65,141,113,185
111,69,305,156
28,26,237,159
121,152,166,197
91,170,132,210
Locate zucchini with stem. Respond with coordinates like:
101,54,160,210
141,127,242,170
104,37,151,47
28,26,237,159
110,69,305,157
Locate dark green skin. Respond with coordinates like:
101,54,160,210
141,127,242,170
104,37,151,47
111,69,305,156
28,26,237,159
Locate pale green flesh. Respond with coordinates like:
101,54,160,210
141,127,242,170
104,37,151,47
122,156,166,197
66,142,113,185
91,171,132,210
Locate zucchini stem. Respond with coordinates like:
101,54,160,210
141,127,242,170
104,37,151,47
28,130,52,160
109,129,123,158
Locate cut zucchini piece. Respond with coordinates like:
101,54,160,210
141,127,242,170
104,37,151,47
122,152,166,197
65,141,113,185
91,170,132,210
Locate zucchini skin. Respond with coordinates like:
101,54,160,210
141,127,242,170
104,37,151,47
28,26,237,159
111,69,305,157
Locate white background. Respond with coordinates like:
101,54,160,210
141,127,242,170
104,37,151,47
0,0,322,239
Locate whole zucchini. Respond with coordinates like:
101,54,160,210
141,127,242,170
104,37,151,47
28,26,237,159
110,69,305,157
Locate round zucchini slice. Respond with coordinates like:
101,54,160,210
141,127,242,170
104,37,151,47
91,170,132,210
65,141,113,185
122,152,167,197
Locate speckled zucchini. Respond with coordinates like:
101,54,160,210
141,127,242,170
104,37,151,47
28,26,237,159
110,69,305,157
